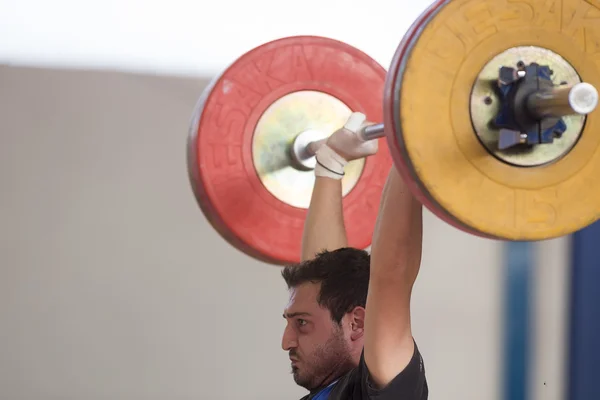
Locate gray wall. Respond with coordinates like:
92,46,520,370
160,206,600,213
0,65,504,399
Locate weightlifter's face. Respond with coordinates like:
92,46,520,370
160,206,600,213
281,282,354,390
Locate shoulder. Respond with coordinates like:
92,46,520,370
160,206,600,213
329,341,428,400
361,340,428,399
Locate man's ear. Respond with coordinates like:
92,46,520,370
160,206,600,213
349,306,365,341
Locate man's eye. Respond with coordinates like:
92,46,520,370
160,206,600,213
297,319,307,326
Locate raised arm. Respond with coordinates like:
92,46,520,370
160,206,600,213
364,166,423,387
301,112,378,261
301,177,347,260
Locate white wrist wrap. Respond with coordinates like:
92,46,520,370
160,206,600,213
314,144,348,180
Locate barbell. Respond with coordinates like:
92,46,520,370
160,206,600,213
187,0,600,264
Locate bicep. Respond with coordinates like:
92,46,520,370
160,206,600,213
363,274,416,388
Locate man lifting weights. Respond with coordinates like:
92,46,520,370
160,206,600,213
280,112,428,399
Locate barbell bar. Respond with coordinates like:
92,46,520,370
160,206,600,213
527,83,599,120
187,0,600,265
291,123,386,171
291,83,599,171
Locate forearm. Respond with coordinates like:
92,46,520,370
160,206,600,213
370,167,423,282
301,177,348,260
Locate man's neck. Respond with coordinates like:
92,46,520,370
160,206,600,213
309,363,354,395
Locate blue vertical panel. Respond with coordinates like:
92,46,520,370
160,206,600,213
569,222,600,400
503,241,533,400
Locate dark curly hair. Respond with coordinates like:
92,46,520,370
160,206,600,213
281,247,370,324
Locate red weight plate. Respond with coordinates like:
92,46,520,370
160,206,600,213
188,36,391,265
383,0,499,240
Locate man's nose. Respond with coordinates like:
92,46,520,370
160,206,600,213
281,325,298,351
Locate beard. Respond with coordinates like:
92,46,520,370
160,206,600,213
290,328,355,391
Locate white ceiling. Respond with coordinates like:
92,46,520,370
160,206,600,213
0,0,430,76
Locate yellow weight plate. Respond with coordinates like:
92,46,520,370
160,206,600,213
394,0,600,240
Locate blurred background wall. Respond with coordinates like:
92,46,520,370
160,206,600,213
0,0,598,399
